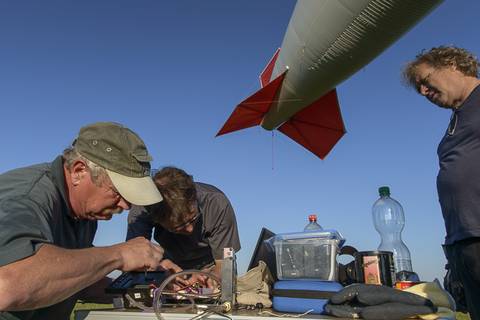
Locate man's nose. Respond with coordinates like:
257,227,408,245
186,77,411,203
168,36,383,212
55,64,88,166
419,84,429,96
118,197,131,210
185,224,194,233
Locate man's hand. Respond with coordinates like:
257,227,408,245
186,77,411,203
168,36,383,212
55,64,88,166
159,259,182,274
157,260,218,290
113,237,164,272
158,260,191,289
185,273,214,289
180,265,219,289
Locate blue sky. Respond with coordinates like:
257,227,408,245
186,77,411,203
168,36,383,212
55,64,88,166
0,0,478,282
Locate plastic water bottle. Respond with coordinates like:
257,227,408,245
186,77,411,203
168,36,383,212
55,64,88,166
302,214,322,278
304,214,323,231
372,186,419,281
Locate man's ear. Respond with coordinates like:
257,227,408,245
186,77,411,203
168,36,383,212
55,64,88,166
70,160,88,186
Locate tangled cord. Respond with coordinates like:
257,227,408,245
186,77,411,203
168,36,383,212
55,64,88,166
234,303,313,318
257,309,314,318
151,269,229,320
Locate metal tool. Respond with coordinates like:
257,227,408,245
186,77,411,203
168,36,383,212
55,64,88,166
220,247,236,304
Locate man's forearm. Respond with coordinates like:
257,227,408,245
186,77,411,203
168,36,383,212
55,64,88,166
0,244,121,311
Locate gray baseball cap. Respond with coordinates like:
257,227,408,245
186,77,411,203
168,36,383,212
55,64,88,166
73,122,163,205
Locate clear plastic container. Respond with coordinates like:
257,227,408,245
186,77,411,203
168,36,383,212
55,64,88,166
271,229,345,281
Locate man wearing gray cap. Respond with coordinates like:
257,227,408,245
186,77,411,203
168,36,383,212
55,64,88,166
0,122,164,320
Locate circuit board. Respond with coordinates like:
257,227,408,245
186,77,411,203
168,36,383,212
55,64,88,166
106,271,168,307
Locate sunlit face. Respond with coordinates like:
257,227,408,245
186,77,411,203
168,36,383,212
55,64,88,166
69,163,131,220
81,178,131,220
414,63,465,109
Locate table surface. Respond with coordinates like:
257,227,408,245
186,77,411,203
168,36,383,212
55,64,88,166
75,308,344,320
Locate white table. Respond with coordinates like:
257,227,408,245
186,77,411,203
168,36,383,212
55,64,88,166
75,309,342,320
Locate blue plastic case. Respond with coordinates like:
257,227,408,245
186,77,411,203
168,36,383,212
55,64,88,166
272,280,343,314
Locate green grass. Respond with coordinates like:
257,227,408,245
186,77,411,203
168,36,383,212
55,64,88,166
456,312,471,320
71,302,113,320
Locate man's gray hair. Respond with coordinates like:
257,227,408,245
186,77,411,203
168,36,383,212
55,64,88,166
63,147,109,186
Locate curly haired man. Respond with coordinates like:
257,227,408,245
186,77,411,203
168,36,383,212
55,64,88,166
403,46,480,319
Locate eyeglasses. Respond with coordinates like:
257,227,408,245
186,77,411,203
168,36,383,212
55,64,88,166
170,212,200,232
447,111,458,136
415,70,434,93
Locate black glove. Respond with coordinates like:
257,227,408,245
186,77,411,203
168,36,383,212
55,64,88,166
324,303,364,318
325,284,437,320
330,283,434,306
325,302,438,320
361,302,438,320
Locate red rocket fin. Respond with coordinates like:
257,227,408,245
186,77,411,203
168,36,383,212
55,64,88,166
216,71,287,136
259,48,281,88
278,89,346,159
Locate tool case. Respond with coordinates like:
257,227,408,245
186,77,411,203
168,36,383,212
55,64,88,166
272,280,343,314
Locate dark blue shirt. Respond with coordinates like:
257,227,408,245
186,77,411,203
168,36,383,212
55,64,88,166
437,85,480,244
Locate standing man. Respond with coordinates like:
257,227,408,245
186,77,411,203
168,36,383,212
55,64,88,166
403,46,480,319
0,122,164,320
127,166,241,283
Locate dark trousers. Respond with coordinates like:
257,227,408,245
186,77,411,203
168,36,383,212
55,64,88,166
444,237,480,320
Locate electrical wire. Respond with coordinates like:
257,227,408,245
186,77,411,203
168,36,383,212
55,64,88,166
124,293,154,312
258,309,314,318
190,310,233,320
152,269,224,320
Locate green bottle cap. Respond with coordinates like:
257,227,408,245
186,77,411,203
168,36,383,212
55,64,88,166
379,186,390,197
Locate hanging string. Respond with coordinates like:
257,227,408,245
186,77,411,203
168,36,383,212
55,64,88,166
271,131,275,171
